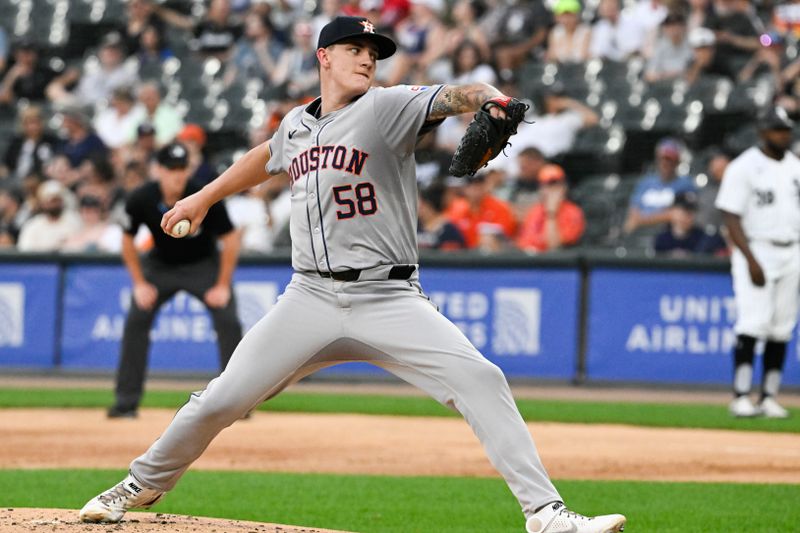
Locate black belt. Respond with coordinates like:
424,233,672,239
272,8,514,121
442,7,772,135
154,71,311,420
318,265,416,282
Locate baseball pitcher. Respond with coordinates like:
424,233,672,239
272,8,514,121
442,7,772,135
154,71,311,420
79,17,625,533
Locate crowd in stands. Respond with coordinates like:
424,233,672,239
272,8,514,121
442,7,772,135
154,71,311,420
0,0,799,258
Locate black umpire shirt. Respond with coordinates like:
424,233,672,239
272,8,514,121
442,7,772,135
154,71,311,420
123,180,234,265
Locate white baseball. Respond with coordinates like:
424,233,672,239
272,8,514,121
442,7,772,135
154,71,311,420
170,219,191,238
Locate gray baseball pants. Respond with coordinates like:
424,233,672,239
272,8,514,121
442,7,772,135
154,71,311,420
130,272,561,517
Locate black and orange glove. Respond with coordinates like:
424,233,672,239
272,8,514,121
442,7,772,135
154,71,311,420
448,96,529,177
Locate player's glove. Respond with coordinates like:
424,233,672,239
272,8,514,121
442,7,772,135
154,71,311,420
448,96,529,177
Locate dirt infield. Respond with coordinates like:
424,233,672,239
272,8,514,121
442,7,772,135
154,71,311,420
4,379,800,532
3,408,800,483
0,508,353,533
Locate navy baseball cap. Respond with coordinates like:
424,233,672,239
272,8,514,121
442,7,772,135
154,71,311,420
156,142,189,169
757,106,795,131
317,16,396,60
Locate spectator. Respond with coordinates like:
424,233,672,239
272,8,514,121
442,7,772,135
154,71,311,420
654,190,726,256
777,57,800,116
645,12,693,83
445,0,491,62
110,160,150,225
417,182,467,251
685,26,717,84
545,0,592,64
385,0,448,85
46,32,139,108
448,40,496,86
738,31,788,86
61,193,123,253
136,24,175,71
414,126,452,187
128,123,159,167
191,0,241,59
516,164,585,252
0,186,24,246
687,0,713,33
0,38,58,104
495,83,599,173
273,20,321,99
124,0,166,55
311,0,345,45
375,0,412,32
227,11,284,85
624,137,696,235
129,81,183,147
142,0,240,58
94,87,139,149
14,171,44,227
703,0,762,80
694,150,730,235
590,0,627,61
57,106,109,169
176,123,215,185
16,180,81,251
773,0,800,39
225,185,271,254
485,0,552,80
446,172,517,249
2,105,60,182
0,26,8,73
616,0,668,58
507,146,547,217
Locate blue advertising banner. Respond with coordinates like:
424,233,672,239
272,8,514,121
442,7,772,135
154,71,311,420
60,265,293,371
0,264,59,367
586,268,800,386
422,268,579,379
59,264,578,379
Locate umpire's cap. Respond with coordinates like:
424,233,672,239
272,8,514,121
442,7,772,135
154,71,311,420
317,16,396,60
156,142,189,169
757,106,795,131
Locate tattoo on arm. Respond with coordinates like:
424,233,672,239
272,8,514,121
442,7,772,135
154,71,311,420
428,83,504,121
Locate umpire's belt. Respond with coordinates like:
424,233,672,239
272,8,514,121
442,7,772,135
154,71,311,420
316,264,417,282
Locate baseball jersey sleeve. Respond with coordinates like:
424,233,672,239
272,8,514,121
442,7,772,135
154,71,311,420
715,160,748,215
372,84,445,154
266,120,287,175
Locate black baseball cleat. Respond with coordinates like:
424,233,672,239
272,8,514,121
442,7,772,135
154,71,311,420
107,405,138,419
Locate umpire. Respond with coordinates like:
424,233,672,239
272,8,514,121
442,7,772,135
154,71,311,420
108,142,243,418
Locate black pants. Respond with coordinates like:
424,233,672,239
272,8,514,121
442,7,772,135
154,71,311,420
114,255,242,410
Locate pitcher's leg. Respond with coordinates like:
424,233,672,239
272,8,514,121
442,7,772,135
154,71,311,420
349,287,560,517
131,280,340,491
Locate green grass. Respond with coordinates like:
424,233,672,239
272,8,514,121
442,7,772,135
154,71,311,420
1,387,799,433
1,469,797,532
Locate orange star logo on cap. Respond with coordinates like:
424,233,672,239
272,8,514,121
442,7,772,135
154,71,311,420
360,20,375,33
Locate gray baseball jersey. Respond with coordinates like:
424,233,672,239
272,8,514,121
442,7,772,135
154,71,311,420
267,85,443,272
128,84,561,523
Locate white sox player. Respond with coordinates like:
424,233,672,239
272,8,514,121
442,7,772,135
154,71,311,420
80,17,625,533
716,106,800,419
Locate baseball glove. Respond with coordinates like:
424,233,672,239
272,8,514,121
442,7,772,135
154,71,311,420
448,96,529,177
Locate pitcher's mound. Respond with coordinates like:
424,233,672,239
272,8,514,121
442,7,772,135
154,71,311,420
0,508,355,532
